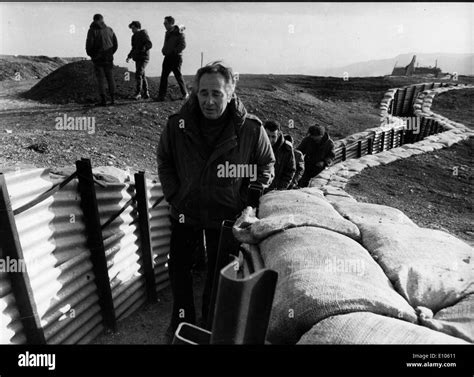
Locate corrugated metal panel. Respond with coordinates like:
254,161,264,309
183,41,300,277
147,181,171,293
393,88,405,116
411,85,425,114
0,272,27,344
401,86,415,116
3,168,104,344
96,182,147,322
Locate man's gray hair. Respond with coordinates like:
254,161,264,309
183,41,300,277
193,61,236,95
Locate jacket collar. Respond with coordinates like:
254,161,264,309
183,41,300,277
177,94,248,167
178,93,247,137
90,21,106,30
272,133,284,152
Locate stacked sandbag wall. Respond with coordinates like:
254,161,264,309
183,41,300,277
247,82,474,344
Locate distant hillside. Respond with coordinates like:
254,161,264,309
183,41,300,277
319,53,474,77
0,55,87,81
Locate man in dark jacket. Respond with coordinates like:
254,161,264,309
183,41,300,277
284,135,305,189
126,21,152,100
297,124,336,187
85,14,118,106
157,62,275,338
157,16,188,101
264,121,296,191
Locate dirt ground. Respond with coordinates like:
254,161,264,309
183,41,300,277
431,88,474,129
346,138,473,246
2,73,471,175
93,270,206,345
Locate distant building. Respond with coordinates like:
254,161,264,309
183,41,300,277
391,55,442,77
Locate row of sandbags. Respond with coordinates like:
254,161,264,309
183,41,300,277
233,189,473,344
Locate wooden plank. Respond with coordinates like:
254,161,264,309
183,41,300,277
76,158,117,331
134,171,158,303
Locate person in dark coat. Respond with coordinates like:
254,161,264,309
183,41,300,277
157,62,275,339
126,21,152,100
157,16,188,101
284,134,305,189
297,124,336,187
264,121,296,191
85,14,118,106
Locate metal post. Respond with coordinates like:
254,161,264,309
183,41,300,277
368,137,373,155
206,220,241,330
247,184,263,209
134,171,158,303
0,174,46,344
400,130,406,146
357,140,362,158
76,158,117,332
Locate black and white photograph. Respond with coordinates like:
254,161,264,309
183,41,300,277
0,1,473,376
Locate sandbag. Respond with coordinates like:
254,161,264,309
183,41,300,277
417,294,474,343
233,211,361,244
297,312,468,344
332,202,417,227
359,223,474,312
260,226,417,344
258,190,360,240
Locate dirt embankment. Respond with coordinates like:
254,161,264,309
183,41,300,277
0,55,86,81
431,88,474,129
346,138,473,245
2,59,471,176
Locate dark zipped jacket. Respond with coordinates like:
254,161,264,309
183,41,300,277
157,94,275,228
127,29,152,62
161,25,186,56
268,133,296,190
297,132,336,170
85,21,118,64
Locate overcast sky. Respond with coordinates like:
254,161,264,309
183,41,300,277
0,2,472,75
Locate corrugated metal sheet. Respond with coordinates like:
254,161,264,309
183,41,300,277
96,182,147,321
401,86,415,116
0,272,27,344
147,181,171,293
3,168,104,344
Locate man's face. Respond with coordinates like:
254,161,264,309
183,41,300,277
163,20,173,31
266,129,279,146
310,134,323,143
197,73,233,120
131,26,138,34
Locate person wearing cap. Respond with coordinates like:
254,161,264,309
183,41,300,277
264,121,296,191
126,21,153,100
85,14,118,106
297,125,335,187
284,135,305,189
